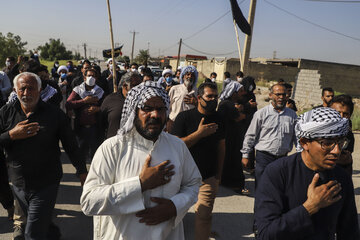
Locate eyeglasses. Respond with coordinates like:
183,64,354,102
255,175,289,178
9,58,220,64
141,106,167,113
313,137,349,151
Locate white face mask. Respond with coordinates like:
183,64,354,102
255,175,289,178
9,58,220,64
211,78,216,82
237,77,243,83
131,68,138,73
54,64,59,68
109,64,113,70
5,61,11,67
86,76,96,87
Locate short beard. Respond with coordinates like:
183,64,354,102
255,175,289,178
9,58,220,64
134,116,165,141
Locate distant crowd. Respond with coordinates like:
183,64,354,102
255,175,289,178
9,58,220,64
0,55,358,240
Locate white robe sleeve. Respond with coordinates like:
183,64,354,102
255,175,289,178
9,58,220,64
80,140,145,216
170,143,202,227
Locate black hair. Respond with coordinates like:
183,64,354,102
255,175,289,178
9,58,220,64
236,71,244,78
224,72,231,78
165,65,172,69
322,87,334,96
278,78,285,84
82,59,91,68
210,72,217,78
283,83,293,89
130,63,139,68
197,82,217,97
329,94,354,115
19,59,41,73
7,56,15,62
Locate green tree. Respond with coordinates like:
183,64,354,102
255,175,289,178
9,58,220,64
117,55,130,64
37,39,73,61
135,49,150,66
0,32,27,67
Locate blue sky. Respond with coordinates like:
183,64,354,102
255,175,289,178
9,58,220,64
0,0,359,65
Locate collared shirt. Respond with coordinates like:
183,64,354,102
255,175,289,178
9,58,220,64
241,104,297,158
0,99,87,190
80,128,202,240
255,152,359,239
168,84,196,121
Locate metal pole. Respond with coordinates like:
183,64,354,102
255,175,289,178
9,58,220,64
130,31,137,63
233,19,243,72
106,0,118,93
176,38,182,70
241,0,257,75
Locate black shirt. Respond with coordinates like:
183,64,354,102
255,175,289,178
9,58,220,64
0,100,87,190
100,92,125,139
171,108,225,179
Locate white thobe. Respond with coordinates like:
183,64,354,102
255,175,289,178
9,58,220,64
80,128,202,240
168,84,196,121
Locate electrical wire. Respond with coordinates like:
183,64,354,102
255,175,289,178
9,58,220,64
304,0,360,2
183,0,247,41
182,41,237,56
264,0,360,42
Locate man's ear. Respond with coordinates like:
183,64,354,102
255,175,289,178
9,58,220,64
299,138,310,151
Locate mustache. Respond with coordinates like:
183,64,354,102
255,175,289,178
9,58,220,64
21,96,34,101
145,118,162,126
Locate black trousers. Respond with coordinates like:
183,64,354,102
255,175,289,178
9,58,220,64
0,150,13,210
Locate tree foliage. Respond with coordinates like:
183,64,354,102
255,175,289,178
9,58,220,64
37,39,73,61
0,32,27,67
117,55,130,64
135,49,150,65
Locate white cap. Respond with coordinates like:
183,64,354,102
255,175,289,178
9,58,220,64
162,69,173,77
57,65,68,74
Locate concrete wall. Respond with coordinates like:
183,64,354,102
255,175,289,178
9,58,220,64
299,59,360,97
293,69,323,109
171,58,360,99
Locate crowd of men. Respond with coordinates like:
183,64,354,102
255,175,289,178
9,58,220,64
0,55,359,240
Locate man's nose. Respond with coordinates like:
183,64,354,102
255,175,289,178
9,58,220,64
330,142,341,155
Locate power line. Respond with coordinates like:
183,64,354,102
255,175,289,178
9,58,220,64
184,0,248,41
263,0,360,42
183,11,231,41
182,41,237,56
305,0,360,2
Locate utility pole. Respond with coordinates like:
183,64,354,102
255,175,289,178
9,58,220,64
241,0,257,75
130,30,139,63
83,43,87,59
273,50,277,59
176,38,182,70
89,48,92,59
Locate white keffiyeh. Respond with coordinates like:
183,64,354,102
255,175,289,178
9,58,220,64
117,81,170,137
73,82,104,100
219,80,243,100
295,107,349,151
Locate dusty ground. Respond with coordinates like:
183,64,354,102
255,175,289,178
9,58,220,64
0,87,359,240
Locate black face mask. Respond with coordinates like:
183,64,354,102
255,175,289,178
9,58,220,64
200,97,218,112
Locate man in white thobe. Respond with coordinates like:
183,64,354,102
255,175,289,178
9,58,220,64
80,81,202,240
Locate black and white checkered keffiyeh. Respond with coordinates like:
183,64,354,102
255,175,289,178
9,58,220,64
295,107,349,151
219,80,243,100
117,81,170,137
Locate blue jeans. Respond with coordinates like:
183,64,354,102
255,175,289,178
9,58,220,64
13,184,58,240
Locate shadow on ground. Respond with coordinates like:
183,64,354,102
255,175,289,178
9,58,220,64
184,212,254,240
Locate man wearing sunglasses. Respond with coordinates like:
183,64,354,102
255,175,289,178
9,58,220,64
255,107,359,239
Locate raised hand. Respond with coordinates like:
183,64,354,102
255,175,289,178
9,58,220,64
136,197,177,225
139,155,175,192
303,173,342,215
197,118,218,138
9,120,40,140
